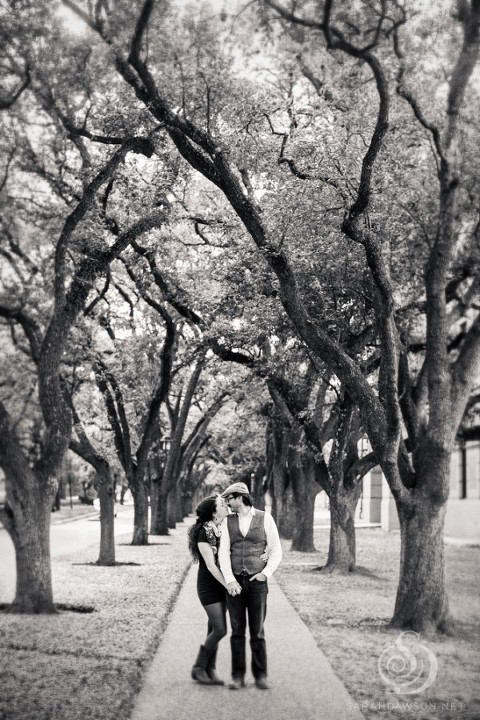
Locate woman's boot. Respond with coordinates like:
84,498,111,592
206,646,224,685
191,645,214,684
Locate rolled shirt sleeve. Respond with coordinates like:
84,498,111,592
261,512,282,579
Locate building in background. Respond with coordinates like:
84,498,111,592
360,443,480,542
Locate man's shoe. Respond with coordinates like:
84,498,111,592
255,677,270,690
229,677,245,690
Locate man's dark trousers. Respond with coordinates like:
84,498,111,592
226,572,268,680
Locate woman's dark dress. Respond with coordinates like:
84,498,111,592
196,526,226,606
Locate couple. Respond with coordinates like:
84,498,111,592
187,482,282,690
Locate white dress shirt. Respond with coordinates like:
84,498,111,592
218,507,283,585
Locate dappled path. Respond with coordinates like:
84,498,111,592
130,563,364,720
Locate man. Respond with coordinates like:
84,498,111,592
218,481,282,691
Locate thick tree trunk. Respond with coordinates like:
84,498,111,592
96,466,116,566
323,484,362,573
184,494,193,515
267,418,294,538
291,491,316,551
391,493,453,636
152,490,170,535
276,485,295,539
290,451,317,552
131,481,149,545
1,473,56,613
251,464,266,510
14,512,54,612
175,488,184,523
167,491,177,529
149,478,159,534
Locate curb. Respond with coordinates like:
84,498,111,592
0,504,134,532
51,503,135,525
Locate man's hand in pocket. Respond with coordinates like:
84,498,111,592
250,573,266,582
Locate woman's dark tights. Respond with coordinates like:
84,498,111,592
203,601,227,653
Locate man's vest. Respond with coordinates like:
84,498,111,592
228,510,267,575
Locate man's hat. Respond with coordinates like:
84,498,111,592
221,482,250,498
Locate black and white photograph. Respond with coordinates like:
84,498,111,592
0,1,479,719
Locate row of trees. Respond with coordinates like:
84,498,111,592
1,0,479,636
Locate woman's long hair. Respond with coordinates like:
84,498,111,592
187,495,218,562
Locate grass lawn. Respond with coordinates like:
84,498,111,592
0,524,192,720
276,527,480,720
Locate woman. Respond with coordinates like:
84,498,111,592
187,494,230,685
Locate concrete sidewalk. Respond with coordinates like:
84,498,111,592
130,564,364,720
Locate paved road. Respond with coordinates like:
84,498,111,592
0,505,135,601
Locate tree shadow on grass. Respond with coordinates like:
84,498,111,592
444,620,480,643
0,602,95,614
352,616,392,629
117,542,172,546
71,561,142,566
310,564,386,581
323,616,391,630
56,603,96,613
